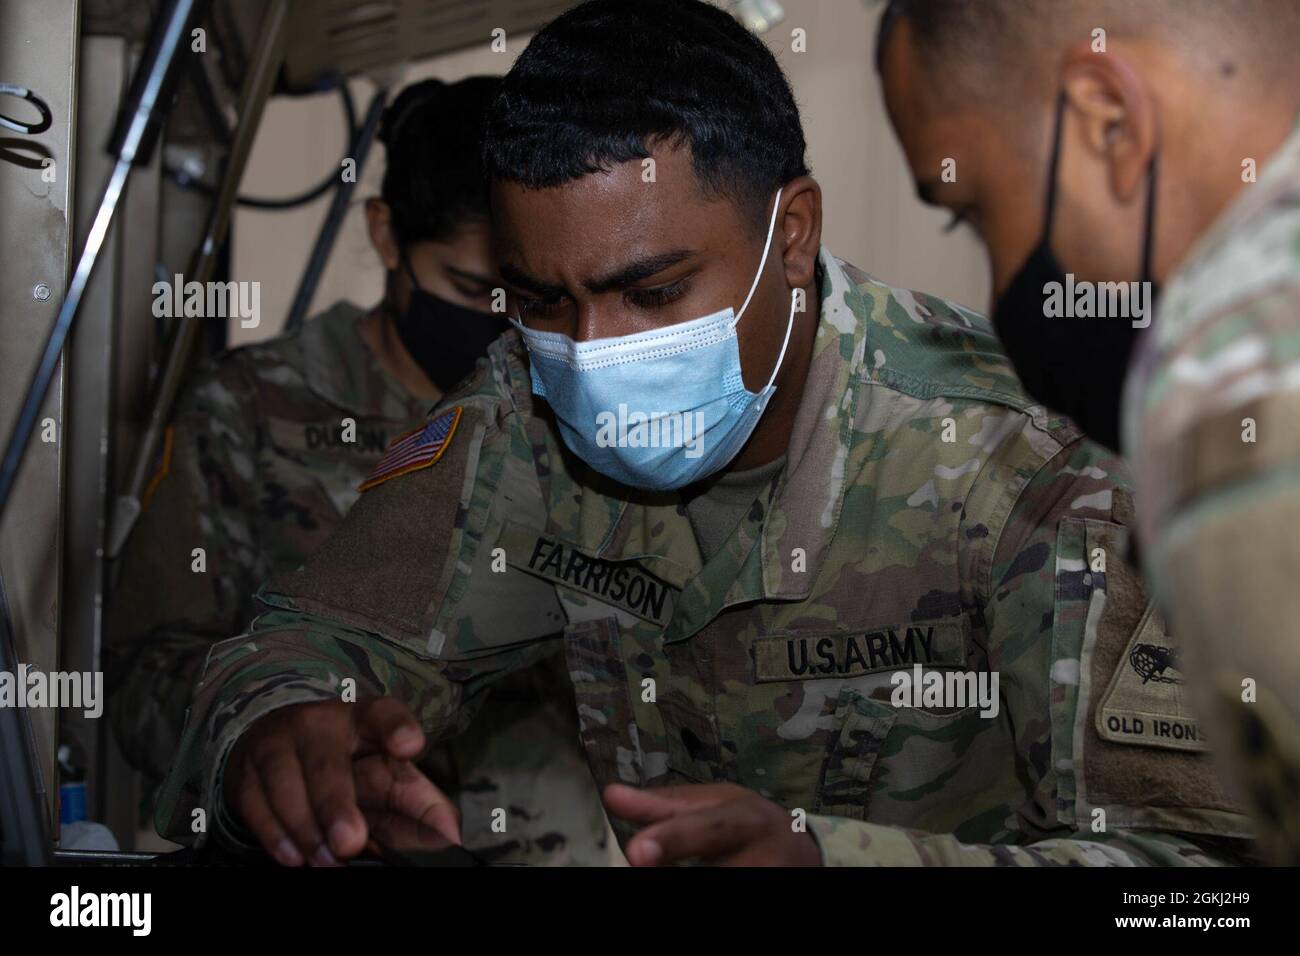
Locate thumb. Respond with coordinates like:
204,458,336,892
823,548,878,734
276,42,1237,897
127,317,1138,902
355,696,425,758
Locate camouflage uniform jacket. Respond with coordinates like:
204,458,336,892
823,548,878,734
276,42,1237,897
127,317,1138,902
158,251,1251,865
1126,119,1300,861
109,302,608,864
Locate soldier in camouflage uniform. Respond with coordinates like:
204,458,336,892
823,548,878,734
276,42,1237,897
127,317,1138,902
1129,120,1300,866
156,0,1249,865
106,77,609,866
876,0,1300,860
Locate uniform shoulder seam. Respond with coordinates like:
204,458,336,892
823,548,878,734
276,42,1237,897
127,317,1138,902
973,421,1079,605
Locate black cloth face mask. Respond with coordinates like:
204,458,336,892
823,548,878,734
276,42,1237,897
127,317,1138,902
991,94,1161,453
392,255,509,394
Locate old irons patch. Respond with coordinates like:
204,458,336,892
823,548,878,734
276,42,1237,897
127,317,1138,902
1096,604,1207,752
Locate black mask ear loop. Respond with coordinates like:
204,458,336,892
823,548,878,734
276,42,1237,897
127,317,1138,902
1124,154,1155,575
1040,91,1160,324
390,248,429,328
1022,93,1073,369
1038,92,1070,248
383,247,410,321
1121,159,1155,570
399,249,423,295
1140,159,1159,282
1137,147,1161,323
1043,89,1160,285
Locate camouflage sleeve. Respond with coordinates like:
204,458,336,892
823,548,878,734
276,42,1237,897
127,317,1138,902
106,360,269,786
807,426,1249,865
154,607,556,847
1135,279,1300,861
155,387,572,846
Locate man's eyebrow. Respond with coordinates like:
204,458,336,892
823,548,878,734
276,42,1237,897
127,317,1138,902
585,249,696,295
500,263,567,297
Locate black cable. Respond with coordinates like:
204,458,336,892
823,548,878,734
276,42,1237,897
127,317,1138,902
0,82,53,135
165,76,357,210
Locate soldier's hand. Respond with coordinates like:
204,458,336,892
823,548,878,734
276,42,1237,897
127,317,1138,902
603,782,822,866
223,696,461,866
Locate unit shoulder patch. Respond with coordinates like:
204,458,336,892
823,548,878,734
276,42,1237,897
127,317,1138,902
141,425,175,510
358,406,462,492
1096,603,1207,753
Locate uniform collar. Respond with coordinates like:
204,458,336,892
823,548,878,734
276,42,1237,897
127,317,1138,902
759,248,870,599
294,301,425,422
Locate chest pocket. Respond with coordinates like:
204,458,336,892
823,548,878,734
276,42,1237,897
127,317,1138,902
561,613,717,782
562,614,714,846
563,617,640,788
262,417,395,527
815,687,898,819
713,617,1007,830
499,524,708,776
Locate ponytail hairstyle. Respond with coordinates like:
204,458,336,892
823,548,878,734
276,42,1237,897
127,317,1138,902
378,75,503,247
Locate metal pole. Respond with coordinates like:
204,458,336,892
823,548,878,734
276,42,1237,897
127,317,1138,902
0,569,50,865
108,0,292,559
284,85,388,333
0,0,202,523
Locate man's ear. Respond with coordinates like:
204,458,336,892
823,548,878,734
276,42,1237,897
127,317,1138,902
1061,45,1158,202
365,198,402,271
778,176,823,291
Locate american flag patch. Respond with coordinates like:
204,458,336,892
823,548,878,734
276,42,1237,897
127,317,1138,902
358,406,463,492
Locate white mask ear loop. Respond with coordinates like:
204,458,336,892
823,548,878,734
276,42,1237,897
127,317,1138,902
762,290,799,393
731,187,785,329
732,187,800,394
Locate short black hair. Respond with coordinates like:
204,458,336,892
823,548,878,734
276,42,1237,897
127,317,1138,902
483,0,809,228
877,0,1300,97
379,75,502,246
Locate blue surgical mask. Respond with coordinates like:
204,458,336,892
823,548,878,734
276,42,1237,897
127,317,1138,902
513,190,798,491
